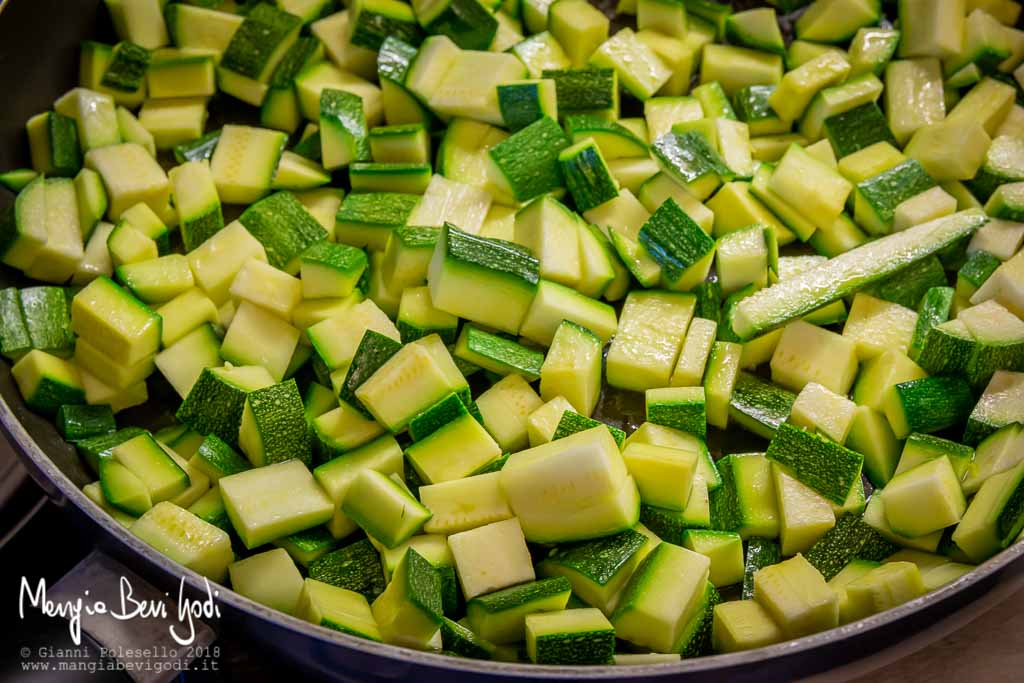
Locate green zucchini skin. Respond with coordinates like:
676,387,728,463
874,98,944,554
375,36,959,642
765,423,864,506
908,286,954,362
308,538,388,601
803,513,899,581
741,537,781,600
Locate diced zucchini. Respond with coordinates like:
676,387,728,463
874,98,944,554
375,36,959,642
753,554,838,638
131,502,232,581
500,426,638,543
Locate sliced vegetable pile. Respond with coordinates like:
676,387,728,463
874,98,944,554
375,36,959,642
3,0,1024,667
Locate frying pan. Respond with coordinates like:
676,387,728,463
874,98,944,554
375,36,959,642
2,0,1024,680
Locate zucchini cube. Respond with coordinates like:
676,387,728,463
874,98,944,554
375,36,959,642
959,300,1024,390
428,224,540,335
455,325,545,381
191,434,251,483
905,119,991,183
168,159,224,252
589,27,671,101
769,144,852,230
297,578,382,641
789,382,857,445
220,301,300,382
475,374,544,453
220,459,334,549
449,518,535,600
766,423,864,506
769,51,851,123
610,542,711,653
137,97,208,150
229,548,305,615
85,142,171,221
110,436,190,505
187,220,269,306
537,529,648,614
414,0,497,51
552,412,625,449
638,198,716,292
514,196,582,288
381,224,439,293
229,258,302,320
641,481,712,543
371,548,444,647
651,129,731,201
156,288,219,349
131,502,233,582
550,0,610,66
116,253,194,305
881,457,967,537
882,375,974,439
335,191,419,252
965,370,1024,446
844,561,925,622
439,617,495,660
342,470,432,548
0,176,48,273
319,88,370,171
488,116,570,203
671,317,718,387
701,45,783,97
313,434,404,532
369,123,431,164
17,286,73,359
953,459,1024,562
56,404,115,441
355,335,468,432
465,577,572,644
559,139,620,211
541,67,619,120
239,380,310,467
55,88,121,152
709,453,778,539
645,386,707,439
71,276,161,366
539,320,603,416
420,471,514,536
428,50,529,126
714,224,770,296
307,538,387,603
726,371,796,441
772,464,836,556
853,159,937,236
894,433,976,484
307,298,401,370
107,221,157,267
623,443,698,511
712,600,784,653
176,365,275,446
146,54,216,99
682,529,745,588
239,191,328,272
753,554,838,638
770,320,859,395
853,348,927,412
501,425,636,542
525,608,615,665
406,406,503,483
26,111,81,178
397,286,459,344
98,457,152,516
313,401,386,459
607,289,696,392
497,79,558,132
209,125,288,205
847,405,902,488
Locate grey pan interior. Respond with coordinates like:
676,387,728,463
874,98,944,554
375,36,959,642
2,0,1024,680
